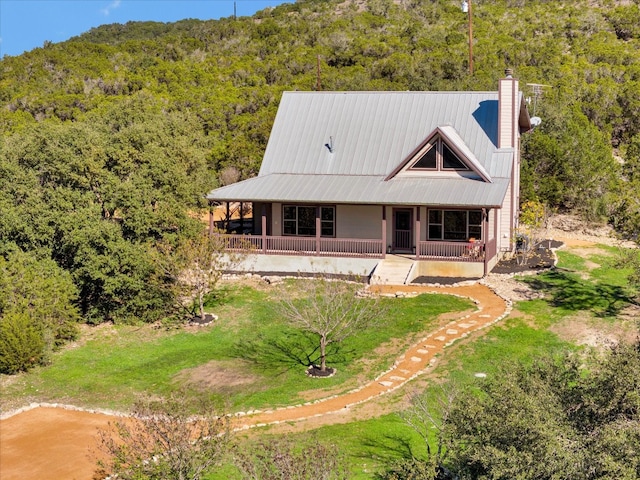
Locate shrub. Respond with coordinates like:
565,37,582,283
0,312,45,374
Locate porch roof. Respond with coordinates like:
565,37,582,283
207,173,509,208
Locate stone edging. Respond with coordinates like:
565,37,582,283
2,286,510,429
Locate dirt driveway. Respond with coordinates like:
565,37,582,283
0,406,115,480
0,282,508,480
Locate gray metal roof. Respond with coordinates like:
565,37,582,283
207,91,521,207
209,174,510,208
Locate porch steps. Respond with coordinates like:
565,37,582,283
370,256,415,285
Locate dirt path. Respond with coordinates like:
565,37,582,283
0,283,508,480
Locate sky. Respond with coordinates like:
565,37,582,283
0,0,291,57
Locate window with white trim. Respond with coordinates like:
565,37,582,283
410,137,468,171
428,209,482,241
283,205,335,237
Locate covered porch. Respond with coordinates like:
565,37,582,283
210,202,498,276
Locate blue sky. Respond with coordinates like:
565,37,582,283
0,0,291,57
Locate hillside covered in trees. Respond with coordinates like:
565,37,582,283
1,0,639,367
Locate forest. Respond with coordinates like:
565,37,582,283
1,0,639,368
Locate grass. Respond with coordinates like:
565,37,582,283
522,247,637,320
0,284,472,412
3,242,638,478
232,242,639,478
206,414,426,480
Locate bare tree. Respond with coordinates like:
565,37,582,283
388,386,459,480
176,232,250,322
399,386,458,463
516,200,551,266
276,276,384,374
96,394,231,480
218,166,241,186
234,437,349,480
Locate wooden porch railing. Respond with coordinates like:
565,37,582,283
218,234,384,258
219,233,493,263
417,240,488,262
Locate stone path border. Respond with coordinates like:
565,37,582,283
232,283,509,429
0,283,509,480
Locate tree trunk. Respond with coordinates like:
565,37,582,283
198,288,205,321
320,335,327,372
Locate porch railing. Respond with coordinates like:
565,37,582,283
219,234,384,258
219,233,494,263
417,240,487,262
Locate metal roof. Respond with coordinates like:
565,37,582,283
207,91,520,207
208,174,510,208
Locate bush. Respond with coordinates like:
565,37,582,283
380,458,440,480
0,250,81,372
0,312,45,374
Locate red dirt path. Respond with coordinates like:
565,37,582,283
0,284,508,480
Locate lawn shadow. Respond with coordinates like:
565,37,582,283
357,430,424,467
235,330,318,373
523,269,635,317
234,330,352,376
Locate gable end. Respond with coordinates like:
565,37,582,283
385,126,492,182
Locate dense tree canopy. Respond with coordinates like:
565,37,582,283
1,0,639,334
393,340,640,480
444,342,640,479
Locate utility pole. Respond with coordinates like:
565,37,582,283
462,0,473,75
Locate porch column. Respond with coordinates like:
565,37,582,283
483,208,489,276
240,202,244,233
208,202,214,236
226,202,231,232
316,206,321,255
415,206,421,260
261,204,267,254
381,206,387,259
494,208,499,253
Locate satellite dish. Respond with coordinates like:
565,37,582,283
530,116,542,127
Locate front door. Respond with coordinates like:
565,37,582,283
393,209,413,252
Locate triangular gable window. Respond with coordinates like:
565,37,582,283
442,144,467,170
408,136,469,172
412,144,437,169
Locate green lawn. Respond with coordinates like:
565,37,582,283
241,243,639,478
0,284,472,412
2,243,637,479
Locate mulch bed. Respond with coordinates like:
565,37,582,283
491,239,562,274
306,365,336,377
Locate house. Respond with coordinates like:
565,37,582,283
206,70,532,283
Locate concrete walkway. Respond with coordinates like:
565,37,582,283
370,255,415,285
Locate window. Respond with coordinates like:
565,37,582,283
442,144,467,169
413,144,437,169
428,209,482,241
283,205,335,237
410,137,468,171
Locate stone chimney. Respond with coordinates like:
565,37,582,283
498,68,519,149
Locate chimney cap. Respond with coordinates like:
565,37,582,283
505,68,514,78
